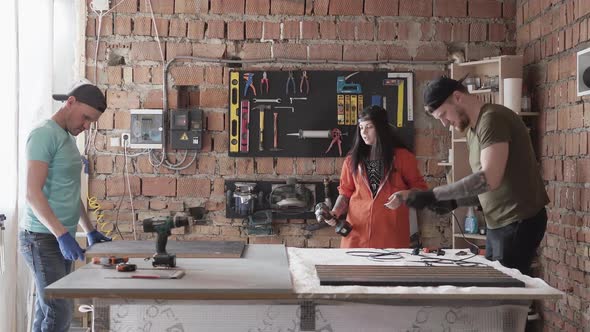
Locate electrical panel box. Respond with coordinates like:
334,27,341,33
577,47,590,97
129,109,163,149
170,109,203,150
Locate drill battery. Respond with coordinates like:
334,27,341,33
92,256,129,267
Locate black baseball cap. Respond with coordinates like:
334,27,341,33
53,83,106,112
423,76,466,113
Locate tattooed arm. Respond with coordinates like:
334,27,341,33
433,142,509,201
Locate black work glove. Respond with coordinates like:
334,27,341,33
427,199,457,215
405,190,437,210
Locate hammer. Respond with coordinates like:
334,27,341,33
252,105,270,151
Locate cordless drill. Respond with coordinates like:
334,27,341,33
142,216,189,268
314,202,352,237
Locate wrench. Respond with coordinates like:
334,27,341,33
253,98,282,103
290,97,307,104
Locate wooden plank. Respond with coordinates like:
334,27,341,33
316,265,525,288
86,240,245,258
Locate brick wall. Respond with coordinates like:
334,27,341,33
85,0,515,248
517,0,590,330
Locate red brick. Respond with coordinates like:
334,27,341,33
131,42,164,61
312,0,329,15
211,0,245,14
169,19,187,37
206,111,226,131
274,44,307,60
329,0,363,15
218,156,235,175
282,21,300,40
133,17,151,35
256,157,274,174
188,21,205,39
106,176,140,197
86,17,96,37
192,44,226,58
196,155,215,174
338,21,356,40
316,159,335,175
433,0,466,17
177,178,211,198
166,42,192,60
97,16,112,36
241,43,271,60
94,155,113,174
140,0,173,14
246,21,263,39
112,0,138,13
213,132,228,152
107,66,122,85
452,23,469,42
302,21,319,39
296,158,315,175
489,23,505,42
503,0,516,18
364,0,399,16
228,21,244,40
263,22,281,40
114,16,131,35
142,177,176,197
236,158,255,175
246,0,270,14
357,22,374,40
200,88,228,108
205,67,223,84
175,0,208,14
97,110,114,130
152,18,169,37
320,21,337,39
580,132,588,155
309,44,343,61
107,90,140,109
271,0,304,15
206,21,225,39
276,158,294,175
170,66,204,85
470,23,487,42
132,66,150,83
543,159,555,181
434,23,452,42
421,23,434,41
88,179,106,199
397,22,421,41
149,200,167,210
399,0,432,17
469,0,502,18
378,21,396,40
378,45,411,60
415,44,448,61
343,45,377,61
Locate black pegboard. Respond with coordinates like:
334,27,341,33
228,70,415,157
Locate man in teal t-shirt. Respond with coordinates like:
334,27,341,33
19,82,112,332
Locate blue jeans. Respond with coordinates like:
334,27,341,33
19,230,73,332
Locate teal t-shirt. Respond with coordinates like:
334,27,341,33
23,120,82,235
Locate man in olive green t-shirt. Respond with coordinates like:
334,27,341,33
405,76,548,278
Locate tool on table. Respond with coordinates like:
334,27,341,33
243,72,256,97
314,202,352,237
275,106,294,112
260,71,269,94
116,263,137,272
142,215,189,268
92,256,129,267
230,71,240,153
240,100,250,153
290,97,307,104
325,128,343,156
253,105,270,151
253,98,282,103
336,72,362,94
106,270,186,279
286,71,296,95
270,111,281,151
300,71,309,94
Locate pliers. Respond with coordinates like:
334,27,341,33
243,73,256,97
285,71,296,95
300,71,309,94
260,71,269,94
325,128,342,157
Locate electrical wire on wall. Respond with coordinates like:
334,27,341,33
123,141,137,240
87,196,124,240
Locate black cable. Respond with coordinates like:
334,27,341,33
345,249,404,261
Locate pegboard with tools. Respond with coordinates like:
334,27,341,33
228,70,415,157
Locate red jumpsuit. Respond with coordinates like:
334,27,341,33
338,148,428,248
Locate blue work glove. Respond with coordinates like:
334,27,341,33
86,230,112,247
57,232,85,261
406,190,437,210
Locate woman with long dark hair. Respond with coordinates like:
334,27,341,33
321,105,427,248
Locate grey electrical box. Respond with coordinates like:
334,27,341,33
577,47,590,97
170,109,203,150
130,109,163,149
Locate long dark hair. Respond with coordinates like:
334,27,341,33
348,105,409,176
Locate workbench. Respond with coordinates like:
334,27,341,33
46,245,562,332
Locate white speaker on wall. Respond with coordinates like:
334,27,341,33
577,47,590,97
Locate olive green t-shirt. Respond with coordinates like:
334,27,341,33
466,104,549,229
